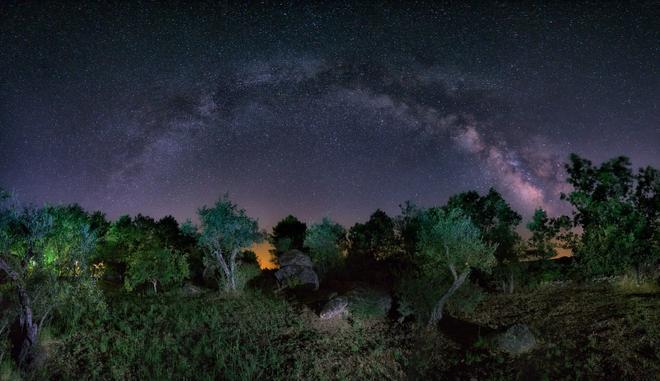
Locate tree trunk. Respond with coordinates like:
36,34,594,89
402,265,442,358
429,269,471,325
229,249,238,290
0,258,37,368
151,279,158,294
214,250,233,290
16,285,38,369
509,270,515,294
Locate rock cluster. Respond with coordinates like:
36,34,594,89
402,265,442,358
274,250,319,290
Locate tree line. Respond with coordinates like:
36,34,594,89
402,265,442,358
0,153,658,370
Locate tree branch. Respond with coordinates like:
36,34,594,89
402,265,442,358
448,263,458,282
0,256,18,281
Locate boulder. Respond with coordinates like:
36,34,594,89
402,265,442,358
277,249,314,268
274,252,319,290
319,296,349,319
493,324,537,355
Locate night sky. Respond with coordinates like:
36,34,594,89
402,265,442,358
1,2,658,229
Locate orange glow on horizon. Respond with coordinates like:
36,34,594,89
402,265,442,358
552,247,572,259
251,241,278,269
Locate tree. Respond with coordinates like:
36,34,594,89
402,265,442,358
417,208,497,324
562,154,659,277
124,247,189,293
43,204,98,276
527,208,572,259
179,219,205,283
0,191,53,368
395,201,424,260
269,215,307,256
446,188,521,264
347,209,400,262
197,195,262,291
304,217,347,279
446,189,522,292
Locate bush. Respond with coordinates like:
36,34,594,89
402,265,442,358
346,288,391,319
124,248,189,294
395,271,486,323
51,278,109,333
235,263,261,291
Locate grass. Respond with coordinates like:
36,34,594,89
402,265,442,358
458,282,660,379
34,289,409,380
3,279,658,380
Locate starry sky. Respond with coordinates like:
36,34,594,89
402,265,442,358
1,2,658,229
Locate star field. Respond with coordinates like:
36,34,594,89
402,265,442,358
1,2,658,228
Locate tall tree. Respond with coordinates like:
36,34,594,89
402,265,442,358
304,217,346,279
197,195,262,291
446,189,522,292
0,200,52,368
269,215,307,256
347,209,400,263
417,208,497,323
446,188,522,264
562,154,659,276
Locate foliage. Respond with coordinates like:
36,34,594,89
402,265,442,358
235,263,261,291
562,154,659,276
51,277,109,333
42,205,98,276
0,191,107,371
303,217,346,280
445,188,522,265
124,247,189,293
395,271,448,323
269,215,307,256
99,214,195,280
418,208,497,277
345,209,403,280
527,208,572,259
417,208,497,322
395,270,487,323
394,201,424,260
197,194,262,290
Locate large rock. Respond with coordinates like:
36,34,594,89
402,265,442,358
493,324,537,355
319,296,349,319
274,250,319,290
277,249,314,268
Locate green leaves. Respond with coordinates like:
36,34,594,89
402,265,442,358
198,194,262,255
304,217,346,279
563,154,659,276
197,194,262,290
124,247,189,293
418,208,497,276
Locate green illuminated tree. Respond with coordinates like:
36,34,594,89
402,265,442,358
0,191,53,368
124,247,189,293
197,195,262,291
417,208,497,323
